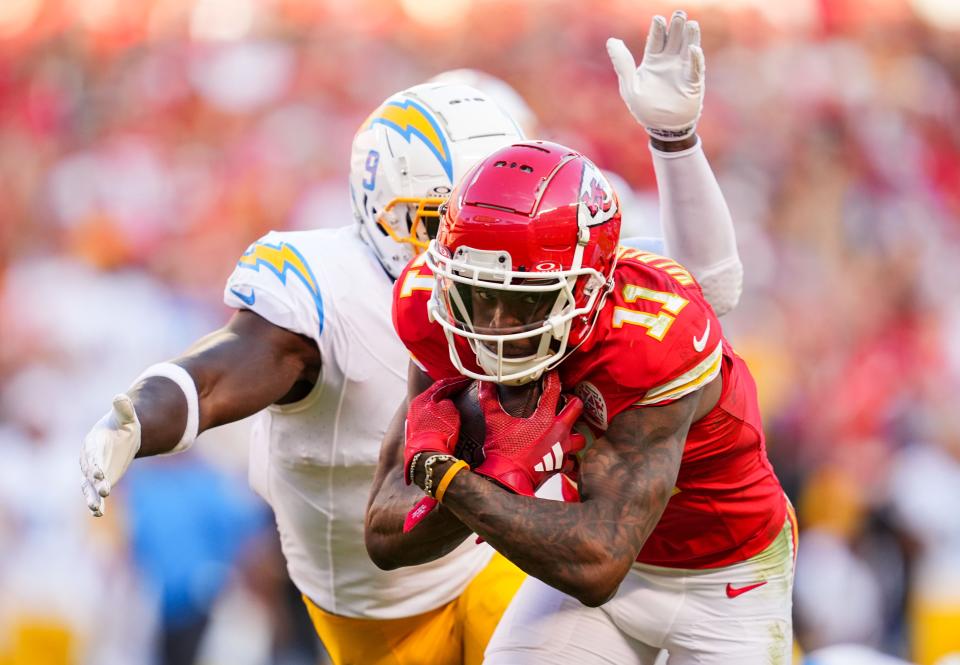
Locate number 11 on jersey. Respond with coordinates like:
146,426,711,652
612,285,689,341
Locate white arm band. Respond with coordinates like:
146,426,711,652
133,362,200,454
651,137,743,316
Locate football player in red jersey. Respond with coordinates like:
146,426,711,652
365,16,796,664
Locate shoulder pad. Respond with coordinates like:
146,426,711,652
589,252,723,410
224,232,324,342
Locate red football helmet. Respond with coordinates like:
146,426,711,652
425,141,621,384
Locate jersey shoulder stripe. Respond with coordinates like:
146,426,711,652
636,341,723,406
616,246,696,287
236,240,325,336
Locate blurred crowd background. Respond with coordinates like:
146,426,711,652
2,0,960,664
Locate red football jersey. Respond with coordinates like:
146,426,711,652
393,247,786,569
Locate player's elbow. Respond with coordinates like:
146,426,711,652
570,567,625,607
363,514,403,570
365,535,402,571
565,546,632,607
367,548,401,571
575,580,620,608
699,259,743,317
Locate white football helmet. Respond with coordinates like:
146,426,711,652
350,82,524,280
428,69,538,137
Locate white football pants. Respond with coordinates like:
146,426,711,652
485,517,796,665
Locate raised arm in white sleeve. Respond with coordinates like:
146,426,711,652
652,139,742,316
608,10,742,316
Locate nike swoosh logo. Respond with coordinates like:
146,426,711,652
693,319,710,352
230,287,256,306
726,581,767,598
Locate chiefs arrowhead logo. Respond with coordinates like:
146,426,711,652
577,161,617,228
581,177,613,217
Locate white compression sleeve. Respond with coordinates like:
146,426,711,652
651,138,743,316
133,362,200,453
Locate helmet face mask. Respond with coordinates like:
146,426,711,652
377,194,446,253
426,144,621,385
428,245,609,384
350,83,524,280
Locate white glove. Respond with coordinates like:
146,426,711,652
607,10,705,141
80,394,141,517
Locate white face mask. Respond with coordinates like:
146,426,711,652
426,242,609,385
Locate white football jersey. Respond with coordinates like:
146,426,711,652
223,225,492,619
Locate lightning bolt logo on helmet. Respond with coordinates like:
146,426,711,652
349,83,524,281
363,99,454,182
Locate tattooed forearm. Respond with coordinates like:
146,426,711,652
365,466,473,569
440,390,699,606
365,363,472,569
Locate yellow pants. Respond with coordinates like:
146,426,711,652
303,553,525,665
910,599,960,665
0,617,75,665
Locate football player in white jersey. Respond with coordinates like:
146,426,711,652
81,82,529,665
80,11,741,662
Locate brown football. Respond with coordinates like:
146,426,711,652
452,380,542,468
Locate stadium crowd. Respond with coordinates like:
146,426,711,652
1,1,959,663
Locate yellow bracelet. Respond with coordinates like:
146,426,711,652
435,460,470,503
